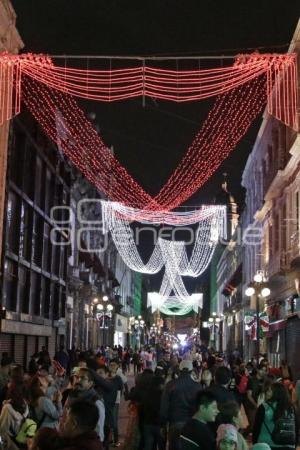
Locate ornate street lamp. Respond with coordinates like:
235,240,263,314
245,271,271,364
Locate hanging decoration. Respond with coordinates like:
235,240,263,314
101,200,225,304
244,311,269,340
21,73,266,210
101,200,226,275
0,52,297,131
147,292,203,315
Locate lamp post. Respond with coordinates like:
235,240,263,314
130,316,145,348
208,313,221,349
245,271,271,364
93,296,114,346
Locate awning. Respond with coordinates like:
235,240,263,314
222,264,242,297
266,319,287,337
79,239,105,277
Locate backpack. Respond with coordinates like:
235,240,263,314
237,375,248,394
265,407,296,445
15,418,37,444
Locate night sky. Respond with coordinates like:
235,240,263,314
11,1,300,294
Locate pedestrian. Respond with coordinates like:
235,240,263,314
60,400,103,450
160,360,202,450
216,424,238,450
64,368,105,444
253,382,298,449
217,401,248,450
142,376,166,450
180,391,219,450
28,376,62,430
54,346,70,374
30,427,63,450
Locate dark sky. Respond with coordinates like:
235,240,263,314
11,1,300,295
12,0,300,205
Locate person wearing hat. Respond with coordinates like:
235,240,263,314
216,424,238,450
180,391,219,450
160,359,202,450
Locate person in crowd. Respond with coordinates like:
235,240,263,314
0,356,12,409
252,382,298,448
180,391,219,450
28,354,39,377
142,376,166,450
256,377,274,407
207,367,237,405
64,368,105,444
109,359,126,447
28,376,62,429
280,360,293,381
54,346,70,373
160,360,202,450
201,369,213,389
157,350,172,378
132,351,140,376
96,365,118,449
217,401,248,450
37,347,51,372
0,383,29,442
216,424,238,450
60,400,103,450
30,427,63,450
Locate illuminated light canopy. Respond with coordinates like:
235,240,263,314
147,292,203,316
1,52,297,132
22,70,267,210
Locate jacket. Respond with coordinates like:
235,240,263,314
60,431,102,450
160,372,202,424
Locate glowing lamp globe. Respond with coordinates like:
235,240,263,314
261,287,271,298
107,304,113,311
254,273,263,283
103,295,109,302
245,287,255,297
96,304,104,311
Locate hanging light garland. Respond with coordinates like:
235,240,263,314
147,292,203,315
21,72,266,211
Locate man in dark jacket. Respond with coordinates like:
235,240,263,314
60,400,102,450
160,360,202,450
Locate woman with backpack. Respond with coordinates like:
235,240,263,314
253,382,298,449
28,377,62,430
0,383,29,447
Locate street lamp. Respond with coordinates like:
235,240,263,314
245,271,271,364
93,298,114,346
130,316,145,348
208,314,221,348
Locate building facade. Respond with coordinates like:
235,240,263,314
241,22,300,375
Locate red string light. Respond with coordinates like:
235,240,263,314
1,51,295,215
22,73,266,212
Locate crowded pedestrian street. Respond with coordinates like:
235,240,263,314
0,1,299,449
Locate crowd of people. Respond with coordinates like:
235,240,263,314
0,343,299,450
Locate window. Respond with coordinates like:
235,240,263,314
281,204,287,252
42,223,51,272
19,203,33,262
34,156,46,210
43,277,51,319
10,130,25,187
6,192,21,254
19,266,30,314
23,144,36,200
53,283,60,320
32,213,43,267
3,259,18,311
31,272,42,316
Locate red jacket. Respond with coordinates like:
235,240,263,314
59,431,102,450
